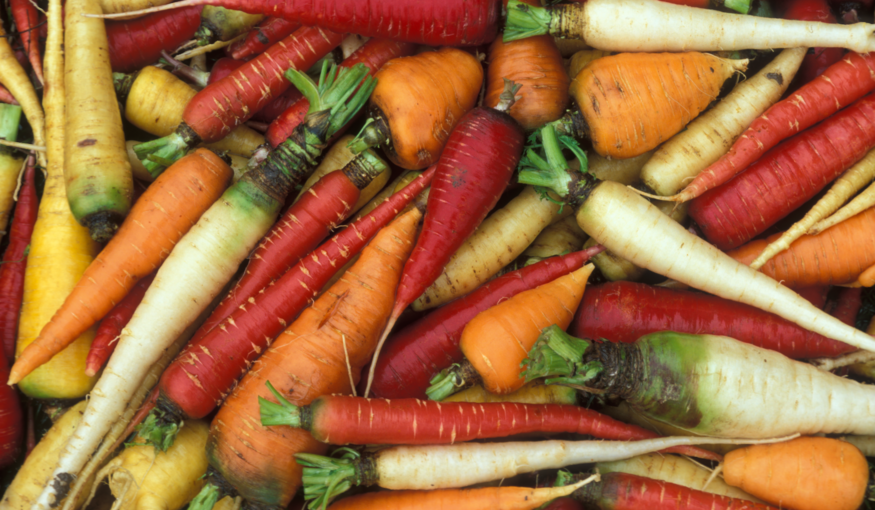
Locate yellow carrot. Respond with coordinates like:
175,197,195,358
0,22,46,170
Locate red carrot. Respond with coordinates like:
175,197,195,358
137,167,435,445
206,57,245,85
11,0,43,85
828,286,863,327
266,38,416,147
229,17,301,60
0,348,22,469
572,281,855,359
0,155,37,362
134,26,343,175
259,393,722,460
0,84,18,106
689,92,875,250
573,472,780,510
672,52,875,203
784,0,845,86
364,103,525,396
102,0,499,47
106,6,204,73
84,272,156,377
799,285,830,309
366,249,605,400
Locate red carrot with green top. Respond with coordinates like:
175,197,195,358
134,26,343,175
106,6,204,73
229,17,300,60
689,92,875,251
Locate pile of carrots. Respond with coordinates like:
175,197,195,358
1,0,875,509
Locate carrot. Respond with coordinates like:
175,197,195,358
0,84,18,106
106,6,204,73
518,124,875,353
504,0,875,52
568,50,612,81
445,380,579,405
64,0,134,242
670,52,875,203
194,6,264,46
727,207,875,289
364,88,525,397
573,281,855,359
368,249,603,400
117,66,265,158
347,47,483,170
571,472,781,510
10,0,43,85
0,155,37,364
525,327,875,437
0,336,22,469
134,26,344,175
266,38,417,148
96,0,499,47
784,0,845,87
521,215,588,264
427,264,595,400
229,17,300,60
98,0,173,16
484,17,570,131
191,206,422,510
324,481,593,510
84,272,156,377
0,104,24,245
723,437,869,510
9,149,233,386
748,148,875,268
297,436,782,507
555,52,747,159
413,186,570,311
689,93,875,251
639,48,805,198
809,167,875,235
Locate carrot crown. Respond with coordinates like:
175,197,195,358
504,0,553,43
297,449,374,510
517,123,589,205
127,408,181,452
425,360,481,401
521,325,601,388
259,380,305,428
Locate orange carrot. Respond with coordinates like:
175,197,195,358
558,52,747,159
9,149,232,384
192,206,422,510
723,436,869,510
427,264,594,400
727,206,875,289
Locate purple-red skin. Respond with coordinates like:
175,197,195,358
153,0,498,47
106,6,204,73
392,107,524,316
366,248,605,400
783,0,845,86
0,158,38,362
573,281,855,359
689,93,875,251
11,0,43,84
828,286,863,327
228,17,301,60
0,350,22,469
206,57,304,124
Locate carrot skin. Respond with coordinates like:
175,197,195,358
681,52,875,201
229,17,301,60
204,57,307,125
10,0,43,85
327,485,584,510
0,158,37,362
784,0,844,86
690,92,875,250
106,6,204,73
266,39,416,147
575,472,781,510
829,287,863,327
84,272,156,377
183,26,343,143
155,168,435,422
394,107,524,313
367,248,604,400
0,349,22,469
0,84,18,106
573,281,855,359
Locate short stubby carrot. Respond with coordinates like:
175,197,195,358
199,207,421,510
9,149,232,385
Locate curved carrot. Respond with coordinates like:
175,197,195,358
229,17,300,60
198,206,421,510
723,437,869,510
106,6,204,73
326,484,587,510
10,0,43,85
9,149,232,385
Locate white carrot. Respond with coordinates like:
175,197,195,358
505,0,875,53
521,215,588,263
640,48,806,198
809,185,875,236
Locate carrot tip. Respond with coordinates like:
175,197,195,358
626,186,680,202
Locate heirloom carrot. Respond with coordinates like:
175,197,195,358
229,17,300,60
11,0,43,85
106,6,204,73
0,104,24,259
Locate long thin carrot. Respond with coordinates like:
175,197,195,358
427,264,594,400
10,0,44,85
809,175,875,234
228,17,300,60
723,437,869,510
192,207,422,510
9,149,233,385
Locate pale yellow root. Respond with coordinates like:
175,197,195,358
812,350,875,371
125,66,265,157
0,156,26,236
413,186,569,311
295,135,390,215
0,402,93,510
0,25,46,169
522,215,588,261
88,421,209,510
597,453,765,503
750,148,875,269
445,381,578,405
809,178,875,236
584,151,653,186
98,0,172,17
641,47,806,198
583,237,646,282
553,37,592,57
